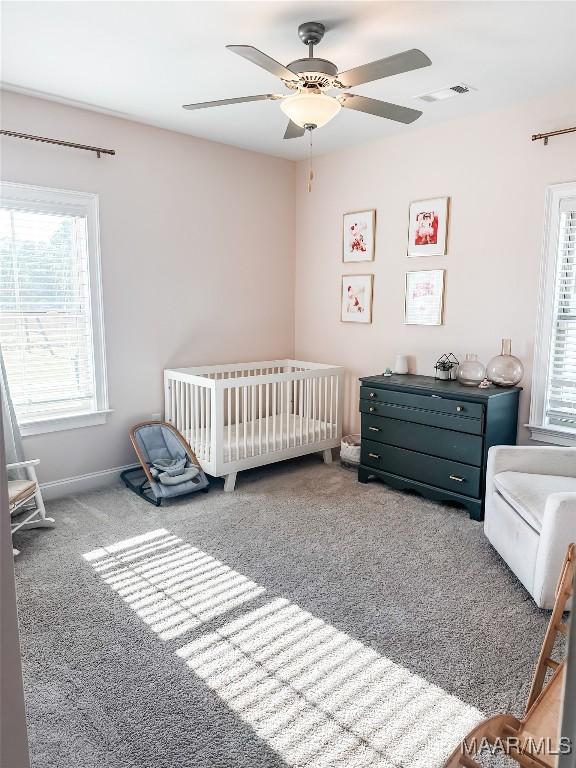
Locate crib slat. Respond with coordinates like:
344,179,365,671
186,383,190,441
265,382,270,451
285,380,289,448
329,376,334,439
316,377,320,442
184,382,189,446
299,379,303,446
251,385,256,457
313,377,317,445
336,375,340,438
206,389,213,461
185,383,190,445
199,386,205,459
283,381,287,449
192,385,197,451
322,377,326,441
276,381,280,450
273,382,277,451
304,379,308,444
318,376,322,442
172,380,177,430
290,381,294,448
227,387,231,464
289,381,293,448
258,384,263,456
234,387,239,461
183,382,187,438
178,381,184,434
243,386,248,459
204,387,208,460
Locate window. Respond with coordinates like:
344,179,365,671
0,182,109,435
529,181,576,445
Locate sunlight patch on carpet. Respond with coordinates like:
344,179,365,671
84,528,482,767
83,528,265,640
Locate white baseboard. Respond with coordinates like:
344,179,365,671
41,463,139,501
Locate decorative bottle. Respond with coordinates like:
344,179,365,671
456,354,486,387
486,339,523,387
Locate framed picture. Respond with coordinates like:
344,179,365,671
342,209,375,262
407,197,449,257
341,274,373,323
405,269,445,325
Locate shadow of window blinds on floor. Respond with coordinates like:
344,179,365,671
83,528,482,768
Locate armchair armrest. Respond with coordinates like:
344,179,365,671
6,459,40,485
533,492,576,607
487,445,576,479
6,460,40,470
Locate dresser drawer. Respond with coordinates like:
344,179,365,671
360,386,483,420
359,399,483,436
361,414,483,466
361,440,481,498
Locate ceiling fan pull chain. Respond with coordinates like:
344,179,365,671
307,127,314,192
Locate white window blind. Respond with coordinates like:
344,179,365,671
546,199,576,429
0,183,108,433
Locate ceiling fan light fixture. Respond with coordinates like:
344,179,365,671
280,92,341,129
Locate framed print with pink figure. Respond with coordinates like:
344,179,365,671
342,210,375,262
407,197,449,257
341,275,373,323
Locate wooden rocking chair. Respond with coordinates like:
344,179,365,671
9,459,55,555
444,544,574,768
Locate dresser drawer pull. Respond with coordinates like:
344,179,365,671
456,406,464,412
368,426,380,432
449,475,465,483
369,392,376,398
369,406,376,412
368,453,380,460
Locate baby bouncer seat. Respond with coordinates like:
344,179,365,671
121,421,209,506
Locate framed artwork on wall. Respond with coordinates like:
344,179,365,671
407,197,450,257
341,274,373,323
342,209,376,262
404,269,445,325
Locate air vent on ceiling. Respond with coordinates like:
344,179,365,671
416,83,477,103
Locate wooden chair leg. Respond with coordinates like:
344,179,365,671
443,714,522,767
527,544,574,710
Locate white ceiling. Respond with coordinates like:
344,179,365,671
2,1,575,160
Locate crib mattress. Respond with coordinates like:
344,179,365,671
185,415,336,463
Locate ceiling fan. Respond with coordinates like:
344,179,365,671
183,21,432,139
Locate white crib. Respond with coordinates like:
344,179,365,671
164,360,343,491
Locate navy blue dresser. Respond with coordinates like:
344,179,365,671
358,374,521,520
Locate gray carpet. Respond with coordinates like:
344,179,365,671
14,456,554,768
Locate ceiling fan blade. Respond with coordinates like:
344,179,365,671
183,94,278,110
283,120,305,140
337,49,431,88
226,45,301,82
340,93,422,124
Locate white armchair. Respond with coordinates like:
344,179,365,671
484,445,576,608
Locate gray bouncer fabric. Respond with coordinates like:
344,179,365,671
133,424,209,499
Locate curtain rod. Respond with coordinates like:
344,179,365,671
0,129,115,157
532,126,576,146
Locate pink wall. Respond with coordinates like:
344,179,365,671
2,87,575,485
1,91,295,483
294,89,576,440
